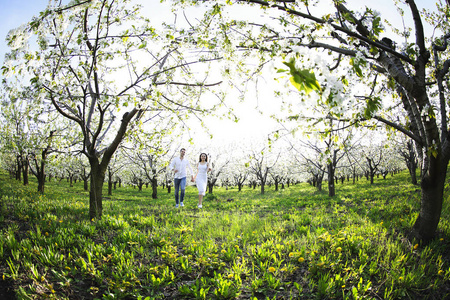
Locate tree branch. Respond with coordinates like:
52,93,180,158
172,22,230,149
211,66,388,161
373,115,422,145
155,81,222,87
236,0,415,65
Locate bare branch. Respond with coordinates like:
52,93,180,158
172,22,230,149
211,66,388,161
155,81,223,87
373,115,422,144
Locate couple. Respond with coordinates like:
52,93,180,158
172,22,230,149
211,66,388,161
169,148,211,208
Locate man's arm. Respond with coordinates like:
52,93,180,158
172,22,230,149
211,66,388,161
169,158,178,173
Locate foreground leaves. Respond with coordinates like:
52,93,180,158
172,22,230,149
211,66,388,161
0,172,449,299
279,58,321,95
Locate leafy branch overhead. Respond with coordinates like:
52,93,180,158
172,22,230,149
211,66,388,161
165,0,450,242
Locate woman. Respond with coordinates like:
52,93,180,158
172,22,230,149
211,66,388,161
193,153,211,208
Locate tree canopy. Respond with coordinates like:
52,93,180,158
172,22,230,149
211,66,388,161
2,0,224,218
165,0,450,242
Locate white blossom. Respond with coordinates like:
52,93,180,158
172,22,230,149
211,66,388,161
6,25,30,51
422,104,430,116
290,46,303,54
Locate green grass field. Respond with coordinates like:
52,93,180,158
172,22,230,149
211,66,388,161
0,171,449,299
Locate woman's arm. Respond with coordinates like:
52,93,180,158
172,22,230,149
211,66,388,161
192,163,199,181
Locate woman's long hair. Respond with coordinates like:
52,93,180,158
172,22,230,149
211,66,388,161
198,153,208,162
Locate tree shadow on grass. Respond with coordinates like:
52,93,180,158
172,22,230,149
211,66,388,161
0,278,16,300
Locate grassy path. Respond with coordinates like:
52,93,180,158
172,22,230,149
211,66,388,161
0,171,449,299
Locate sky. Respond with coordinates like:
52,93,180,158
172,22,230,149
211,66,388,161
0,0,49,59
0,0,442,152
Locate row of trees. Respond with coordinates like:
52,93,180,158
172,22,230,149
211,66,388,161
166,0,449,242
1,0,227,220
1,125,408,198
0,0,447,242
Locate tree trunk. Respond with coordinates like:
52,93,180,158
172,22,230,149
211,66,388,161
84,178,89,191
108,180,113,196
16,155,22,181
412,155,448,242
410,167,418,185
108,170,113,196
89,160,105,220
328,163,335,197
22,158,29,186
30,148,48,194
316,175,323,191
327,150,338,197
37,159,45,194
208,178,217,194
151,178,158,199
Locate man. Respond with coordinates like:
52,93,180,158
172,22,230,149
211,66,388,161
169,148,194,208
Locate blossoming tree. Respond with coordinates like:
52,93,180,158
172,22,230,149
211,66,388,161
3,0,222,219
171,0,450,241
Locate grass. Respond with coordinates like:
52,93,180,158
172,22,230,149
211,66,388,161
0,171,450,299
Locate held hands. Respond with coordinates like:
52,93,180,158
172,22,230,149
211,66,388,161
191,175,195,182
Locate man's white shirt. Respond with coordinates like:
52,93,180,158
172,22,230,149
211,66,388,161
169,157,193,179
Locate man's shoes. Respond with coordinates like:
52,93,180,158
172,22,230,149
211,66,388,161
198,204,202,208
180,202,184,207
175,204,179,208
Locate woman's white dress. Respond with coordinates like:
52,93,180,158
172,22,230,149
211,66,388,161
196,163,208,195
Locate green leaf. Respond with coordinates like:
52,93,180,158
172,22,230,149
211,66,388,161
372,16,383,36
431,148,438,158
282,59,321,95
364,96,382,119
212,4,222,15
350,57,363,77
138,41,147,49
